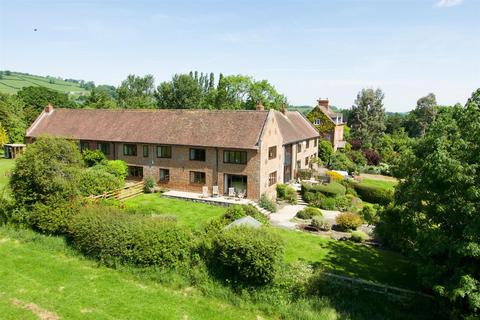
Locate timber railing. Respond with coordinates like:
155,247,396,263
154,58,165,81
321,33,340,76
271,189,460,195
88,181,144,201
321,272,434,301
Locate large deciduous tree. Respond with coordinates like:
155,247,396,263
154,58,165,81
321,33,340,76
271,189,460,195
349,88,386,148
408,93,437,137
0,93,27,143
156,74,203,109
378,89,480,318
117,74,156,109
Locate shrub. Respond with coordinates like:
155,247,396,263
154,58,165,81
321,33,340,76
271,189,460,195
223,205,269,225
353,183,394,205
296,207,322,220
335,212,363,231
276,184,287,198
259,193,277,212
144,176,155,193
326,170,344,182
104,160,128,181
360,204,379,225
297,169,312,180
68,206,193,268
319,197,336,210
79,167,122,196
29,197,81,234
210,226,284,286
318,140,334,163
349,150,367,167
350,230,368,243
276,184,297,204
363,149,382,166
82,149,106,167
310,216,323,230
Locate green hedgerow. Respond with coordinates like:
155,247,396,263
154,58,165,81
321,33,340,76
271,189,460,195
68,206,193,269
259,193,277,212
353,183,393,206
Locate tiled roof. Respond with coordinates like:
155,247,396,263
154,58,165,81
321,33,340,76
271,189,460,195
26,108,270,149
275,111,320,144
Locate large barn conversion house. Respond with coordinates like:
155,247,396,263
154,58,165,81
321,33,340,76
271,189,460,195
26,104,319,200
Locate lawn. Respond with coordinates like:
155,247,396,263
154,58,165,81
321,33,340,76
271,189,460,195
0,226,265,320
123,194,227,229
272,228,418,290
360,178,397,191
125,194,417,290
0,156,15,193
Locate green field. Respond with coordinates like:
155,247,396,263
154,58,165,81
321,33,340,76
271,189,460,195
0,226,266,320
0,72,89,95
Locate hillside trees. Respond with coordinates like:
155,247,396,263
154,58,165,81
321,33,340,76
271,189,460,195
84,87,117,109
377,89,480,318
156,74,204,109
406,93,437,137
17,86,76,124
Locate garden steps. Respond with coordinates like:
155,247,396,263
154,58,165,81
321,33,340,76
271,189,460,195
296,191,308,206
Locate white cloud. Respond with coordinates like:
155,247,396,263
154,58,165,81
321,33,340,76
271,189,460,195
436,0,463,8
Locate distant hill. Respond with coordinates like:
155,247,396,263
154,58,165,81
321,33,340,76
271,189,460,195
289,105,313,115
0,71,91,97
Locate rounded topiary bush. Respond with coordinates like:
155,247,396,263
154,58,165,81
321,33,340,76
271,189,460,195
296,207,322,220
335,212,363,231
210,226,284,286
353,183,393,206
68,206,193,268
350,230,368,243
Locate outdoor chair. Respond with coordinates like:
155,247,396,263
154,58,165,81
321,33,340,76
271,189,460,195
201,186,209,198
212,185,219,197
228,187,235,198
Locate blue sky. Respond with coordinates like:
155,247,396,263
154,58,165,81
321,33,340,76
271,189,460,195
0,0,479,111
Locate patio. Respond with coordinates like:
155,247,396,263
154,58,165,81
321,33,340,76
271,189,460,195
162,190,252,207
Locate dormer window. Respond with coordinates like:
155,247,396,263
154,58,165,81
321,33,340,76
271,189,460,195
314,119,321,125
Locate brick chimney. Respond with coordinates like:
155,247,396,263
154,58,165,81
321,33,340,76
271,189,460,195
44,104,53,113
280,104,287,115
317,98,329,108
256,101,264,111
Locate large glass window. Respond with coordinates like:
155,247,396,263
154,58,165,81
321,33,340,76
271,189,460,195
123,144,137,156
190,171,206,184
223,150,247,164
159,168,170,183
190,148,206,161
156,145,172,158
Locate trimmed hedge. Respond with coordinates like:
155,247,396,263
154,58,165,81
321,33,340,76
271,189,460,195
353,183,393,205
68,206,193,268
30,198,81,234
301,182,346,199
211,226,284,286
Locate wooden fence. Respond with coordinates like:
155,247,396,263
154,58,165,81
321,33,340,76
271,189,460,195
88,181,144,201
321,272,434,301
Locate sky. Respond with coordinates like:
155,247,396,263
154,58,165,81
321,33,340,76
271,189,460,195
0,0,479,112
